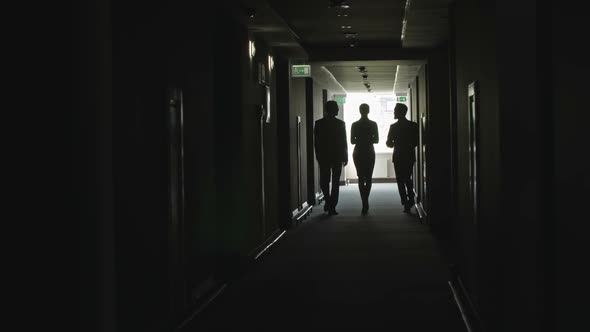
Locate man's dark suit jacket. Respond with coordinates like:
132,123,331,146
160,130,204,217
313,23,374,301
314,116,348,164
386,119,419,162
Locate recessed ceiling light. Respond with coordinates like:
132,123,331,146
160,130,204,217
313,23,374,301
329,1,351,9
337,14,349,17
341,25,352,29
249,40,256,58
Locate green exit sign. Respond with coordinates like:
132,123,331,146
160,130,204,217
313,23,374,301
397,96,407,102
291,65,311,77
335,96,346,104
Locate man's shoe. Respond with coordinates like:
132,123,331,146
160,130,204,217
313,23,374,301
403,204,412,213
328,210,339,216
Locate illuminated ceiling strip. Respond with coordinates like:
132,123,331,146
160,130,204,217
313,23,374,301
393,65,400,93
401,0,412,41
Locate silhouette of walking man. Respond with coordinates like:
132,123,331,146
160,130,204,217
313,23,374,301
351,103,378,215
386,103,419,213
314,100,348,216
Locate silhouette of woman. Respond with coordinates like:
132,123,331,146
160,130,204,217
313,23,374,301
351,103,379,215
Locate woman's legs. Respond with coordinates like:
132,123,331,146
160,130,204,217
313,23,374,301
363,154,375,214
354,152,375,215
353,154,366,213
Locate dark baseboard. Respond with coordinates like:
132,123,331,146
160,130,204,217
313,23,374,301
448,280,475,332
176,280,227,331
448,272,483,332
291,201,313,224
249,229,287,260
415,202,427,223
315,192,324,204
177,229,290,331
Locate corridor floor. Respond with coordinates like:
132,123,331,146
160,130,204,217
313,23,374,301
185,184,466,331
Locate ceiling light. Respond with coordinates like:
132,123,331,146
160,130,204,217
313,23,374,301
344,32,357,38
249,40,256,58
341,25,352,29
246,8,256,18
329,1,351,9
337,14,349,17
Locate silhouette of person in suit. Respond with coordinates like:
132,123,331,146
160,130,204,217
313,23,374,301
314,100,348,216
386,103,419,213
351,103,379,215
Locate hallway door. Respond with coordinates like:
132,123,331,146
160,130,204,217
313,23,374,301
259,102,267,240
305,78,317,205
468,81,479,224
421,66,429,211
166,87,187,322
413,80,423,204
296,115,302,208
260,83,274,240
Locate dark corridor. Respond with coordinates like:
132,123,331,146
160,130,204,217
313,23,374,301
77,1,588,332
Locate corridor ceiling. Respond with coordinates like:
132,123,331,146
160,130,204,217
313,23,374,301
239,0,453,93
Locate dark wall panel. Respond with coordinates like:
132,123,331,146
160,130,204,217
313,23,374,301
276,56,294,225
263,57,281,239
426,45,452,233
109,2,285,329
451,0,502,327
112,2,170,330
551,4,588,331
305,78,316,204
418,66,428,206
76,0,115,331
451,1,547,331
494,1,545,331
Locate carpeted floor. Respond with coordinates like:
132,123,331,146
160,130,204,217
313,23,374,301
185,184,466,331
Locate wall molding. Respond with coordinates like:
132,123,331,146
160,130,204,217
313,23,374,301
177,229,290,331
415,202,427,223
248,229,287,260
447,271,483,332
292,201,313,224
448,281,475,332
315,191,324,204
176,281,227,331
